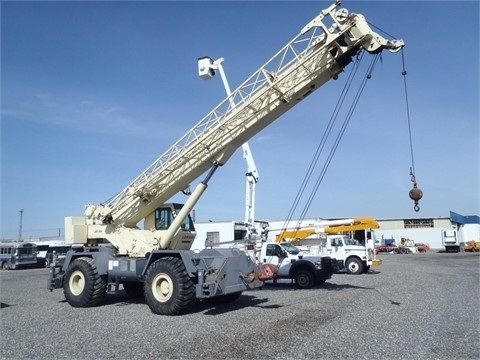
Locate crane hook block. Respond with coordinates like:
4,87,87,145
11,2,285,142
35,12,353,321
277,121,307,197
409,186,423,212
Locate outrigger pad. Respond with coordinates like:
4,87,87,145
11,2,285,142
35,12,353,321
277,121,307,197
256,263,278,281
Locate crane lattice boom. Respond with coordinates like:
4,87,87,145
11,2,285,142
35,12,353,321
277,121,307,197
85,1,403,228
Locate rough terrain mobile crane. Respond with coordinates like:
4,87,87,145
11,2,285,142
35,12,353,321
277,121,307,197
48,1,404,315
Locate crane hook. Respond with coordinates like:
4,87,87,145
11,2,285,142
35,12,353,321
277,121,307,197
408,168,423,212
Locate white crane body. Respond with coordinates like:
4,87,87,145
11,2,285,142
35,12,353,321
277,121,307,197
49,1,404,315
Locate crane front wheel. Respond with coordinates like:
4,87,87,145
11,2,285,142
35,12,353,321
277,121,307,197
144,257,196,315
63,257,107,307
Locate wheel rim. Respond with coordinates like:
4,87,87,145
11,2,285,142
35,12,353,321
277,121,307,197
348,262,358,273
152,273,173,303
69,270,86,296
297,273,309,287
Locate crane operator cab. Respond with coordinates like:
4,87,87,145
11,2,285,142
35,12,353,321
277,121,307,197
150,205,195,232
143,203,197,251
65,203,197,255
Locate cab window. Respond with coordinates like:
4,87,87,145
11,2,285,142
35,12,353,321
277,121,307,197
266,244,283,257
155,208,172,230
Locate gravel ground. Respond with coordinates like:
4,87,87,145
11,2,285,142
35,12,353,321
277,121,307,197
1,251,479,360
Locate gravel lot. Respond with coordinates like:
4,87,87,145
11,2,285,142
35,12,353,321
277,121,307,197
1,251,479,360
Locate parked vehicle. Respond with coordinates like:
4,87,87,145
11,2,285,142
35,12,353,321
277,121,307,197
0,242,38,270
463,240,480,252
44,245,72,268
237,241,335,289
35,241,70,268
442,229,460,252
274,218,381,274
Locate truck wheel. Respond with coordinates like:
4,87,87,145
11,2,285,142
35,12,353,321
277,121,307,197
44,259,50,268
294,269,315,289
346,258,364,275
1,262,9,271
63,257,107,307
144,257,196,315
123,282,144,299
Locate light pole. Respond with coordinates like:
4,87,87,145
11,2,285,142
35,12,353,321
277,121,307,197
18,209,24,241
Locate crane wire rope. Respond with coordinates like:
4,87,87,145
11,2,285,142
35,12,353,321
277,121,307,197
279,54,364,234
298,54,381,224
280,52,381,239
368,22,422,211
401,50,416,176
401,49,423,211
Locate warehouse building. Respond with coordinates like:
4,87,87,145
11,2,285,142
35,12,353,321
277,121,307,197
192,211,479,251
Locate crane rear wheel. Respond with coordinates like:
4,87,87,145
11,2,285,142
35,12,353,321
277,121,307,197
63,257,107,307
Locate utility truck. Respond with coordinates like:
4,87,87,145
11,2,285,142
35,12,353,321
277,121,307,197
198,221,336,288
274,217,381,274
256,242,335,288
48,1,404,315
208,238,336,289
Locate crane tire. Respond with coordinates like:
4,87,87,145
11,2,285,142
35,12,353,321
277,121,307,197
144,257,196,315
63,257,107,308
123,281,144,299
346,257,364,275
294,269,315,289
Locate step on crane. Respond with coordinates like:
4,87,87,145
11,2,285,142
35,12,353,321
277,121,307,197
48,1,404,315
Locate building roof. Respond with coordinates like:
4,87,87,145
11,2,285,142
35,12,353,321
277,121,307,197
450,211,480,224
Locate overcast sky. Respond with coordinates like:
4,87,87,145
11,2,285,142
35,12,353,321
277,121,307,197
1,1,479,239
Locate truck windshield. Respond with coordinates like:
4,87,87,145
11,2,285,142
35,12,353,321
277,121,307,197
281,243,300,255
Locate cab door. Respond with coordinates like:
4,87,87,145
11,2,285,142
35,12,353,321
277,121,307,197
328,236,344,258
262,243,287,265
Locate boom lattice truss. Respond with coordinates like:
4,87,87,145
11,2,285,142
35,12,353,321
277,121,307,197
86,1,403,227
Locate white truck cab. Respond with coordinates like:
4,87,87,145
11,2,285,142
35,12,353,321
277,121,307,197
238,241,335,289
307,235,378,275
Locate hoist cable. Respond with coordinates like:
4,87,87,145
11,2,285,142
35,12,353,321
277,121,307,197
297,54,381,225
283,53,361,233
401,49,416,176
367,21,397,42
279,54,364,236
